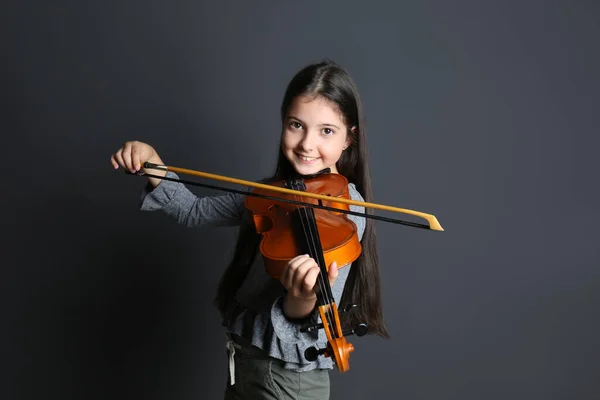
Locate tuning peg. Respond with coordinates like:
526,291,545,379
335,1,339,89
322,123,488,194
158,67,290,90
300,322,323,333
305,346,327,362
339,304,359,314
342,323,368,337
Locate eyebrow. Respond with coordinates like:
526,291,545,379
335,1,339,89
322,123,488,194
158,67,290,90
287,116,341,130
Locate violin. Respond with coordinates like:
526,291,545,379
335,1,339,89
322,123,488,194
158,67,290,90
246,171,363,372
245,172,362,279
127,161,444,372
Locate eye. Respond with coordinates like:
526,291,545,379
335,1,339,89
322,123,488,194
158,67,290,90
322,128,334,135
289,121,302,129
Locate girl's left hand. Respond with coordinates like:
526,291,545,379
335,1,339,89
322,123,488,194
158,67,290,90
281,254,338,301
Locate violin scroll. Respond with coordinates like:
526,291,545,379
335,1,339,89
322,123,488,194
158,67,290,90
301,303,368,371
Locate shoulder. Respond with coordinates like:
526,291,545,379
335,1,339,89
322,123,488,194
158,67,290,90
348,183,365,204
347,182,366,240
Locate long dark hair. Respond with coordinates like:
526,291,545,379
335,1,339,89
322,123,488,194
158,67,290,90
215,60,388,338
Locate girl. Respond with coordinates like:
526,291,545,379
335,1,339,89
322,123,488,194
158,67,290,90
110,60,388,400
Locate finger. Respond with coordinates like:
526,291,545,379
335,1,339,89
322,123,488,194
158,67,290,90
301,265,321,295
284,259,306,292
131,144,142,171
280,260,291,288
283,256,305,292
282,254,309,286
114,148,126,169
289,258,318,296
110,154,119,169
290,254,310,264
122,142,134,172
328,261,338,287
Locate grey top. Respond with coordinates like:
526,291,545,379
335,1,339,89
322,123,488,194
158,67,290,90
140,171,366,371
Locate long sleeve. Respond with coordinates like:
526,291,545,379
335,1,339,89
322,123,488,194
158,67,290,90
139,171,245,227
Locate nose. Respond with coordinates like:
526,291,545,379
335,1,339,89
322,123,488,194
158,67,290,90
298,130,317,152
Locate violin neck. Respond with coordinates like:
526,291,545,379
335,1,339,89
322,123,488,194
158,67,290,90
290,207,335,307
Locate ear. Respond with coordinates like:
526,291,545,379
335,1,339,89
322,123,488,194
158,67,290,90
344,126,357,150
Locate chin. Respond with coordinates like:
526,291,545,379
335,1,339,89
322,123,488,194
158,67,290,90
292,163,323,176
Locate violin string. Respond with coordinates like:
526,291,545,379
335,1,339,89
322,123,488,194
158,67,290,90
306,205,338,338
291,181,337,340
297,195,337,341
291,182,331,308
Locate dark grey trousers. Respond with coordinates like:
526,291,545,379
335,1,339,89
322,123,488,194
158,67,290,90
224,336,330,400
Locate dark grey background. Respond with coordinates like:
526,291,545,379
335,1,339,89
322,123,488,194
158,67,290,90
2,1,599,399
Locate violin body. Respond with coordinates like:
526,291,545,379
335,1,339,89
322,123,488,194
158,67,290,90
244,173,362,279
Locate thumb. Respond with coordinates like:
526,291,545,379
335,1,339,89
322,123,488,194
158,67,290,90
328,261,338,286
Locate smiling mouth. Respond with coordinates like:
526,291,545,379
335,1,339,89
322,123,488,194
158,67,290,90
296,153,319,163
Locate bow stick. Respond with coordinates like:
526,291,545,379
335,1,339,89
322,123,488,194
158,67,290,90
129,162,444,232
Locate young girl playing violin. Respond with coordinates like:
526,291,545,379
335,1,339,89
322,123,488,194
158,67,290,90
110,60,388,400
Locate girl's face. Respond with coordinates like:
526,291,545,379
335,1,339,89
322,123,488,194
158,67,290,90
281,95,351,176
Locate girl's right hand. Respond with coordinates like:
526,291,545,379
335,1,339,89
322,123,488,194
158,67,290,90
110,141,159,173
110,141,166,186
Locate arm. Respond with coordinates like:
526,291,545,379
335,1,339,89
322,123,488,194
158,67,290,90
140,171,245,227
283,293,318,320
270,258,353,344
111,140,244,227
